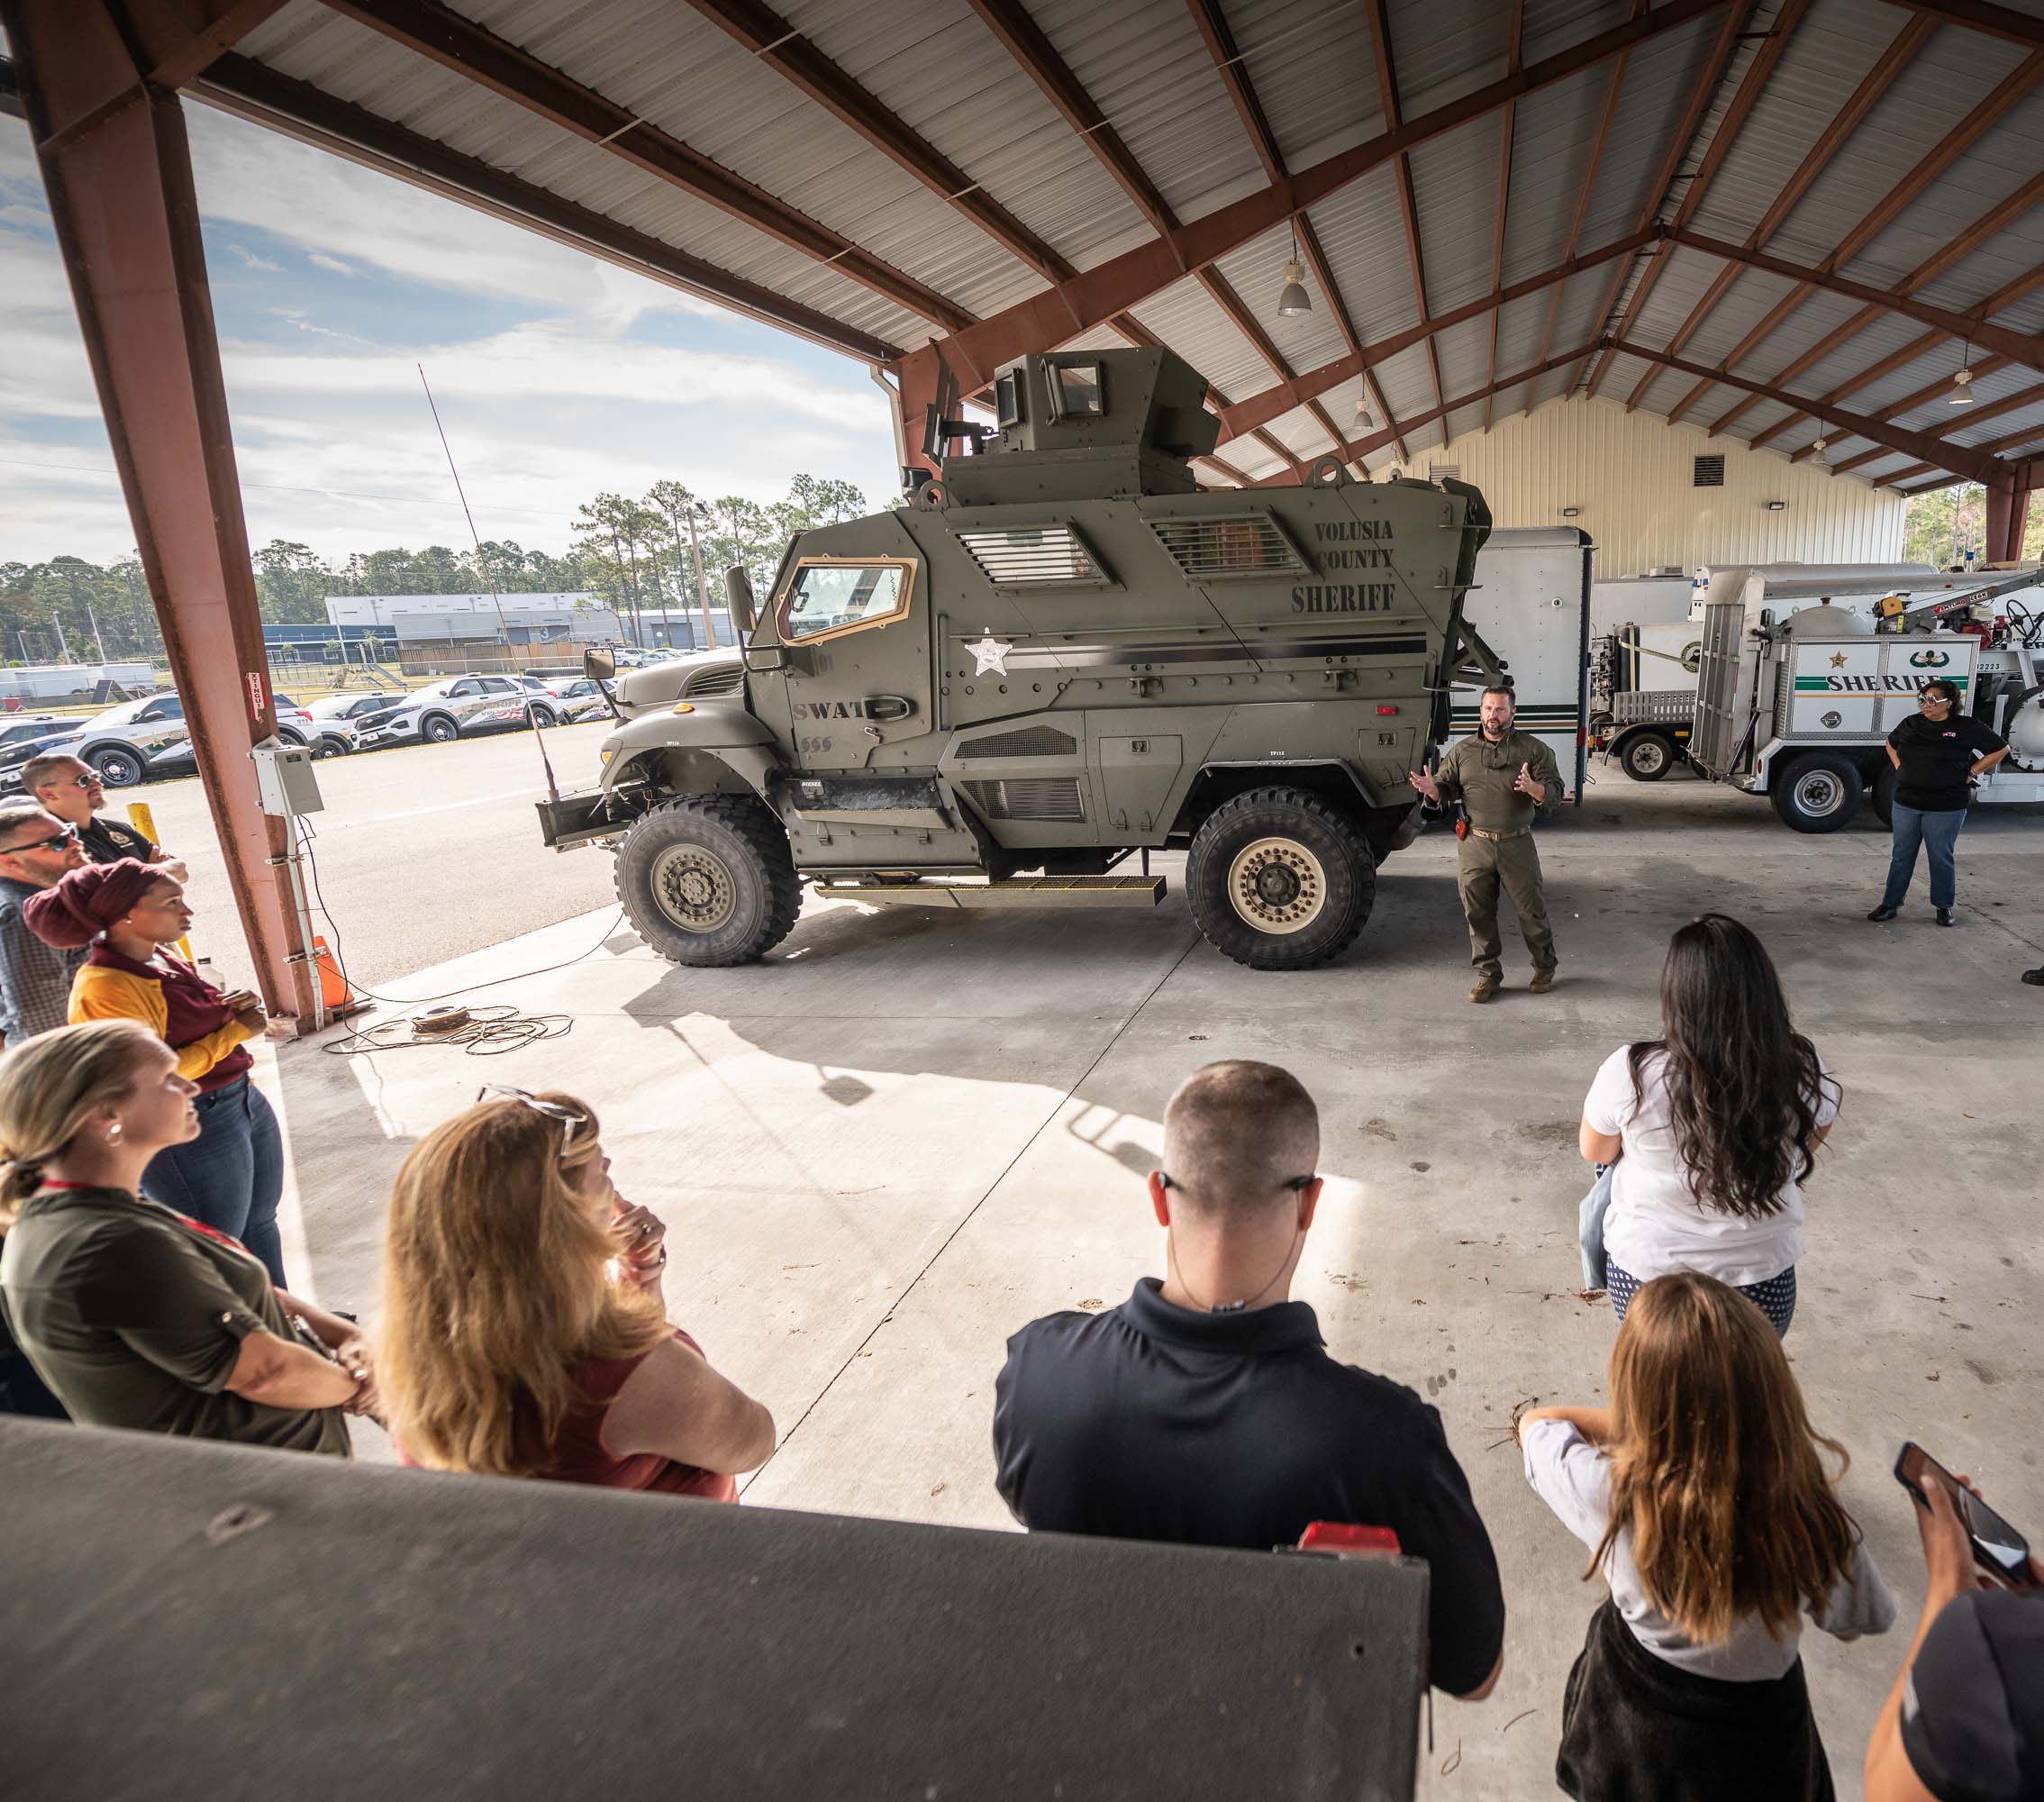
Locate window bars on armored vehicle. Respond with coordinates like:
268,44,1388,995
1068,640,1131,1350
954,523,1113,589
1146,514,1312,582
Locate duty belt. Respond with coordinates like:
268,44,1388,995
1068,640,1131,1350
1467,826,1531,842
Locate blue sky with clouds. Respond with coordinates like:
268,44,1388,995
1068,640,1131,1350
1,99,903,566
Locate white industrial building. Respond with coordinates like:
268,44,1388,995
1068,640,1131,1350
324,592,596,630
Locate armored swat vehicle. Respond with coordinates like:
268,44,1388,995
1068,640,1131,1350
537,348,1503,970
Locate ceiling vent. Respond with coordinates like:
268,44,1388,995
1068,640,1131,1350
1693,455,1726,488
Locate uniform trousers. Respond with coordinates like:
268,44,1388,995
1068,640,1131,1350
1456,831,1557,979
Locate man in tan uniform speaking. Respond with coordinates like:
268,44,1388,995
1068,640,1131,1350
1410,686,1563,1004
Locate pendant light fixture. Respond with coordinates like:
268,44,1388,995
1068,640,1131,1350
1354,394,1373,431
1949,341,1975,406
1810,432,1829,466
1276,223,1312,317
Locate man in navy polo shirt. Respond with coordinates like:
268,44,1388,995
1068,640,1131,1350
993,1060,1506,1698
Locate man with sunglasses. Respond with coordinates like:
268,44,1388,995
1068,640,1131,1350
994,1060,1507,1701
20,753,172,869
0,801,90,1047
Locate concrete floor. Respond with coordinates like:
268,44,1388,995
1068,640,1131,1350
264,774,2043,1800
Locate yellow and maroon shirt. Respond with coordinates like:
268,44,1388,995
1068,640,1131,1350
68,942,253,1092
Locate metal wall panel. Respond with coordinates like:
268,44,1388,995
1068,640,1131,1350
1396,396,1906,577
1408,112,1509,316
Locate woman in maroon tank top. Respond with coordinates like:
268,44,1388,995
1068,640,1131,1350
377,1087,774,1494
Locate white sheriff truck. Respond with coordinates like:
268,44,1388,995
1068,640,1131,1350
1685,566,2044,833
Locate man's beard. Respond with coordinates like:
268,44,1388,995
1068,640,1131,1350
1481,721,1509,740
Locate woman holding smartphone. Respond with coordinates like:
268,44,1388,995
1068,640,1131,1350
24,858,285,1286
378,1087,774,1496
1518,1270,1894,1801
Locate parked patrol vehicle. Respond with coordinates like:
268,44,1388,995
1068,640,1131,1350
538,348,1504,969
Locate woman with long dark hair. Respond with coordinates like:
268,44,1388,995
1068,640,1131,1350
1517,1271,1894,1801
1578,913,1839,1334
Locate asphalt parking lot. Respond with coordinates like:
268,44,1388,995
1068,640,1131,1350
112,721,618,989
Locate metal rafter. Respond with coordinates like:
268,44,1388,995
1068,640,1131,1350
1365,0,1446,418
1796,373,2044,470
130,0,288,87
1723,170,2044,441
194,55,905,361
1612,341,1997,479
1482,0,1526,432
1585,0,1812,400
679,0,1077,288
912,0,1733,405
1657,44,2044,421
1295,214,1409,462
1565,0,1752,396
1181,0,1399,464
1906,1,2044,50
1626,10,1935,414
321,0,972,335
1247,344,1603,482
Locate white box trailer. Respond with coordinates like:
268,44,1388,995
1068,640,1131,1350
1454,527,1593,803
1687,589,2044,832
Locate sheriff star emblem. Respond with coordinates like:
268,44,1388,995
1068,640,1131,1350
1829,651,1848,668
967,635,1013,676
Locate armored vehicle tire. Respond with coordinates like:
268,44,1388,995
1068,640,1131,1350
1186,787,1376,971
1870,760,1898,829
91,747,145,787
1619,731,1677,782
615,795,801,967
1770,751,1863,833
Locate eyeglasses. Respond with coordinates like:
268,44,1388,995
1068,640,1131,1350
0,824,79,855
477,1083,588,1155
1919,694,1951,706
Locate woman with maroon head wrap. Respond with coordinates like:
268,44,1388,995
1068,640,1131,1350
24,860,287,1285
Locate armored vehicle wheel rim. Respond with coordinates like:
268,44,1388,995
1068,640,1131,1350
1227,837,1327,935
1792,768,1847,817
650,844,740,935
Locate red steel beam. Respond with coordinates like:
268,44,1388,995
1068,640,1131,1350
1248,342,1603,482
1565,0,1752,397
1482,0,1527,432
1906,1,2044,50
681,0,1075,287
1614,341,1997,479
908,0,1731,395
1787,354,2044,466
1365,0,1447,417
195,55,904,363
324,0,972,334
1585,0,1812,400
1209,230,1655,445
1629,11,1935,414
131,0,289,88
6,0,318,1025
1722,170,2044,441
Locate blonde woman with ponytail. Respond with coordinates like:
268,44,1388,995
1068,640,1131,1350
0,1021,359,1453
379,1087,773,1494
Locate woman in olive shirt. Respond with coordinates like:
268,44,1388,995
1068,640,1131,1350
1869,679,2009,927
0,1019,362,1453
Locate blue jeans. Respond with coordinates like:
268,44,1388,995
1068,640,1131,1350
1882,803,1966,911
141,1075,286,1287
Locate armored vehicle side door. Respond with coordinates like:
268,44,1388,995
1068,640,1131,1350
756,517,934,773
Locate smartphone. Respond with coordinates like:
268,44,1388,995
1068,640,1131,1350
1894,1443,2039,1588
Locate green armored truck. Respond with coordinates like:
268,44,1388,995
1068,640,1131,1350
537,347,1503,970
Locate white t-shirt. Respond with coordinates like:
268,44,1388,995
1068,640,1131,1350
1583,1044,1840,1288
1522,1417,1894,1680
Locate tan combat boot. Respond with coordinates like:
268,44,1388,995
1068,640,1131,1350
1468,974,1502,1005
1529,969,1558,995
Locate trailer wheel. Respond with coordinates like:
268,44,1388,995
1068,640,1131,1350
1770,751,1863,833
615,794,800,966
1186,787,1376,970
1619,731,1678,782
1870,760,1898,829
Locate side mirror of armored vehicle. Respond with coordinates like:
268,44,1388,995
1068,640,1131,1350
724,566,756,639
583,647,616,682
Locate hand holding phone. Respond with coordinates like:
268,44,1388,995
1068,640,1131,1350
1894,1443,2038,1590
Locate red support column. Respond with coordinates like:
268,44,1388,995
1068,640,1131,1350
889,344,952,488
1985,476,2017,564
6,0,320,1027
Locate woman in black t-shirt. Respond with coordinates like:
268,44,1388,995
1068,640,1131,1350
1867,679,2008,927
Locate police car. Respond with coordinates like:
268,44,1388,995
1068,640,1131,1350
352,675,535,749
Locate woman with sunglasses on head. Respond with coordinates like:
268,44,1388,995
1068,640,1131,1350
378,1087,775,1498
1579,914,1838,1337
0,1020,361,1453
1516,1270,1894,1802
23,858,285,1286
1868,678,2008,927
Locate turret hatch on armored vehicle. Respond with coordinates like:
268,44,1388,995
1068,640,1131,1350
538,347,1504,971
